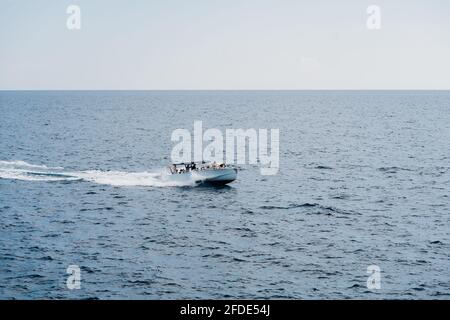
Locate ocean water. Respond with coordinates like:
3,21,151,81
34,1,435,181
0,90,449,299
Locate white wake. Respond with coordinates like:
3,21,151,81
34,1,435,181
0,160,195,187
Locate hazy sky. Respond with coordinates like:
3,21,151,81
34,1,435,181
1,0,449,89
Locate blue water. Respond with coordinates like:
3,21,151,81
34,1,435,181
1,91,449,299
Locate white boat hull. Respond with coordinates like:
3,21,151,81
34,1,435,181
166,168,237,186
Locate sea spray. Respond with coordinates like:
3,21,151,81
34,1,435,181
0,160,195,187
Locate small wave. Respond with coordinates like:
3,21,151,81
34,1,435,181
258,202,359,216
378,166,413,173
0,160,196,187
315,165,333,170
0,160,62,170
259,203,319,210
259,205,291,210
0,170,80,182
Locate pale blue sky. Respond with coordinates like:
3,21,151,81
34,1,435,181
1,0,449,89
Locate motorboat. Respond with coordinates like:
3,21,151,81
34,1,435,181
165,162,237,186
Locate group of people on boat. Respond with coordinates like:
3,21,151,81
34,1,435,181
169,161,225,174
